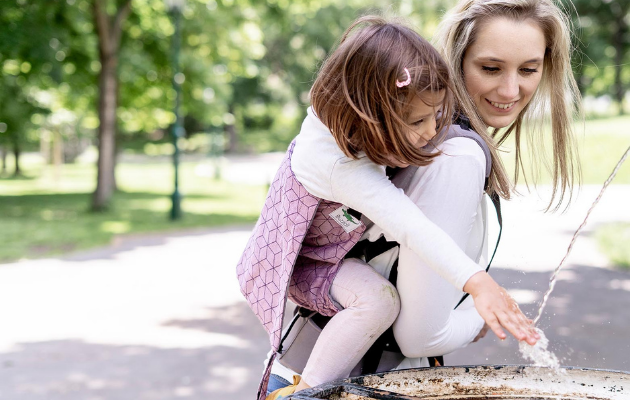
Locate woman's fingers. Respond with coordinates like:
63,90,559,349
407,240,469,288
487,319,507,340
465,272,539,345
476,294,538,344
495,308,539,345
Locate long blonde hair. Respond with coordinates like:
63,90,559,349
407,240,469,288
434,0,581,210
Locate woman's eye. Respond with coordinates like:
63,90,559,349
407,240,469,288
412,119,424,126
482,66,499,73
521,68,539,74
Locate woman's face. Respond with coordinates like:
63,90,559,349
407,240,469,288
462,17,546,129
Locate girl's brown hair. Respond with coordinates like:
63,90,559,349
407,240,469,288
310,15,454,167
435,0,581,210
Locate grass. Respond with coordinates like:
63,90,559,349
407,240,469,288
0,154,267,263
596,223,630,269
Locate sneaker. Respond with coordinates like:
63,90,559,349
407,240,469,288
265,375,301,400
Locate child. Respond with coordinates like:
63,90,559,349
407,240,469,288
236,15,539,400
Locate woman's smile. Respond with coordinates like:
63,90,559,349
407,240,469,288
487,99,517,111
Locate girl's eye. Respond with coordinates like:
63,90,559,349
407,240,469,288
412,119,424,126
482,66,499,73
521,68,538,74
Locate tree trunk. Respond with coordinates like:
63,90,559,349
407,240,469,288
91,0,131,211
1,146,6,175
93,54,118,210
12,137,21,177
1,146,5,174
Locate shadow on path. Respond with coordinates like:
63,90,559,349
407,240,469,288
0,303,269,400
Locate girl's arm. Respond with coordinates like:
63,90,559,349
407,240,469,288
293,108,482,290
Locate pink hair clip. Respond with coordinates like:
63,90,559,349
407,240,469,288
396,67,411,88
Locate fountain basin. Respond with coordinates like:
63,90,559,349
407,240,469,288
288,365,628,399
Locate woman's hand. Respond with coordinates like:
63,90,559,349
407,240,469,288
463,271,539,345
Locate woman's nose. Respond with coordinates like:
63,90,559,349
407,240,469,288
497,72,519,100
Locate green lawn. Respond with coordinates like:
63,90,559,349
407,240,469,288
0,155,266,263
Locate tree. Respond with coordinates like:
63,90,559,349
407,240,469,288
567,0,630,114
91,0,132,210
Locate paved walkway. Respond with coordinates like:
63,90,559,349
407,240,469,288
1,175,629,399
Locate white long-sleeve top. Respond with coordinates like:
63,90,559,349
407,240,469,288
292,107,484,291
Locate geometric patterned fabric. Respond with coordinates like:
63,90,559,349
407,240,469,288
288,199,365,315
236,141,365,399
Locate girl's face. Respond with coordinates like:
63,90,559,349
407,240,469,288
405,91,444,147
387,91,444,168
462,17,546,129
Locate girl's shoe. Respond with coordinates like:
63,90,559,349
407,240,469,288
265,375,301,400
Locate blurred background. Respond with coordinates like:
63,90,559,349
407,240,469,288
0,1,629,399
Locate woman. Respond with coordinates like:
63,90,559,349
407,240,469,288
266,0,581,396
391,0,580,363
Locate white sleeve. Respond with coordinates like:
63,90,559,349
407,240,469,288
292,108,483,290
392,138,486,358
330,155,484,290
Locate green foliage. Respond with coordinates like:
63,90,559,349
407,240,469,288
1,0,627,176
564,0,630,112
0,0,465,159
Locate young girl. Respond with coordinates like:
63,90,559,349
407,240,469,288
236,15,538,400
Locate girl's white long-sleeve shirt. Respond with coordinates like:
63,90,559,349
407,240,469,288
292,107,484,291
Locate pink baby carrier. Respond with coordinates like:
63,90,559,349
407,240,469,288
236,140,365,399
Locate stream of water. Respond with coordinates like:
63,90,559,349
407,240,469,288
520,145,630,367
533,145,630,325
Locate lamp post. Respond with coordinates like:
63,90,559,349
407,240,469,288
166,0,185,220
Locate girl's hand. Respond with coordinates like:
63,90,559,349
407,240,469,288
463,271,540,345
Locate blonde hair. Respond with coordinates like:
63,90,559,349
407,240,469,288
434,0,581,210
311,15,454,168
